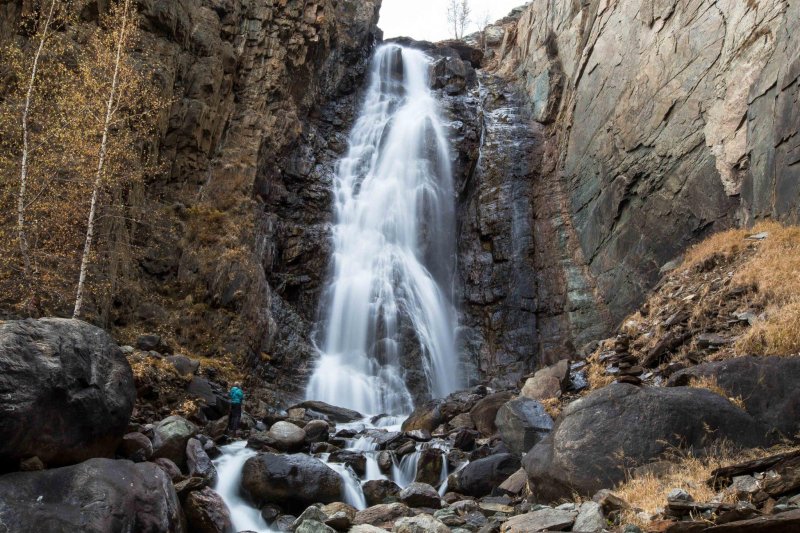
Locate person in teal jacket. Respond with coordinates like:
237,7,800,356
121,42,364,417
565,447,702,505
227,382,244,434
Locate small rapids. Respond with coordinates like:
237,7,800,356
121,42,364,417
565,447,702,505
212,417,468,532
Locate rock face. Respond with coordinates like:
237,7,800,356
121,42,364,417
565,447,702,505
241,453,343,510
0,458,184,532
0,319,135,472
0,0,383,403
523,384,772,501
465,0,800,375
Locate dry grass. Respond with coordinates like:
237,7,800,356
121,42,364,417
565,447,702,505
615,443,800,528
541,397,562,419
687,376,746,411
680,221,800,358
586,352,615,391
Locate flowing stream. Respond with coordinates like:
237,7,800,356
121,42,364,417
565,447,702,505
306,43,461,414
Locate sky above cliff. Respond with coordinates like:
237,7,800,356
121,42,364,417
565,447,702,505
379,0,528,42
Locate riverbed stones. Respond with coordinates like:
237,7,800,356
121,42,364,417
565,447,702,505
304,419,331,443
186,438,218,484
500,508,577,532
241,452,342,509
354,503,413,529
415,448,444,486
449,453,521,497
268,421,307,452
321,502,357,530
392,514,449,533
152,415,198,469
185,487,232,533
290,401,364,423
398,482,442,509
0,318,136,471
363,479,402,505
119,432,153,462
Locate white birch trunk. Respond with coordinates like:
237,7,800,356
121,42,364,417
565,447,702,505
73,0,130,319
18,0,57,277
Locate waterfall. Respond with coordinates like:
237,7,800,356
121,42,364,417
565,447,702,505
306,44,461,415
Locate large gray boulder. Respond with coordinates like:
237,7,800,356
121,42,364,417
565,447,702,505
495,397,554,456
523,384,772,501
448,453,521,497
667,356,800,440
152,415,198,470
241,453,343,511
0,458,184,532
0,318,135,471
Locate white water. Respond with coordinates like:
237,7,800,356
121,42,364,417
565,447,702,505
213,441,275,533
306,44,461,415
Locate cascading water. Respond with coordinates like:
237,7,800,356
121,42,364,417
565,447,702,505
306,43,461,415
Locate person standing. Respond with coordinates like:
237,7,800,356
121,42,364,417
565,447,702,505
227,382,244,434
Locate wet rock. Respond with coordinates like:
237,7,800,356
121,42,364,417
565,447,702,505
187,438,218,484
119,432,153,462
321,502,357,530
328,450,367,476
470,392,516,436
392,514,449,532
289,401,364,423
495,397,554,456
292,506,329,529
377,451,395,473
267,421,307,452
500,508,577,532
354,503,413,529
241,453,342,510
449,413,475,430
453,428,479,451
449,453,521,497
398,482,442,509
152,415,198,470
0,318,136,471
0,458,183,532
415,448,444,486
362,479,402,506
402,400,447,433
304,420,330,443
175,476,209,499
154,457,183,482
185,487,232,533
524,384,770,501
296,520,335,533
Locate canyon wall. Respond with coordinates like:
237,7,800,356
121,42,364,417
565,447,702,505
462,0,799,384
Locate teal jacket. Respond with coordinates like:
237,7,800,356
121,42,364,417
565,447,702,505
230,386,244,405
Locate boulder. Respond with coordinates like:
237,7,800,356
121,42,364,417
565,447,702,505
401,399,447,433
448,453,521,497
500,508,577,532
0,458,183,532
187,438,218,484
497,468,528,496
152,416,198,469
296,520,336,533
415,448,444,486
241,453,342,510
524,384,771,501
573,501,606,532
392,514,449,533
153,457,183,481
289,401,363,423
166,355,200,377
119,432,153,462
320,502,357,530
495,398,554,456
667,356,800,439
354,503,413,529
329,450,367,476
398,482,442,509
520,360,570,401
362,479,402,506
268,421,307,452
304,420,330,443
469,391,516,436
185,487,232,533
0,318,136,471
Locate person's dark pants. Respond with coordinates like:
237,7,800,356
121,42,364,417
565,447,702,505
228,403,242,433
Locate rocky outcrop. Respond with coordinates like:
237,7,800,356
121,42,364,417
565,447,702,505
0,0,383,403
0,319,135,472
523,383,773,502
465,0,800,375
0,458,184,532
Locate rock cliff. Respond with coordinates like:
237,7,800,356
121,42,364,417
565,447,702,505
463,0,799,381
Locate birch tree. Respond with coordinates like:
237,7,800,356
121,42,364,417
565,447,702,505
446,0,472,40
17,0,58,279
